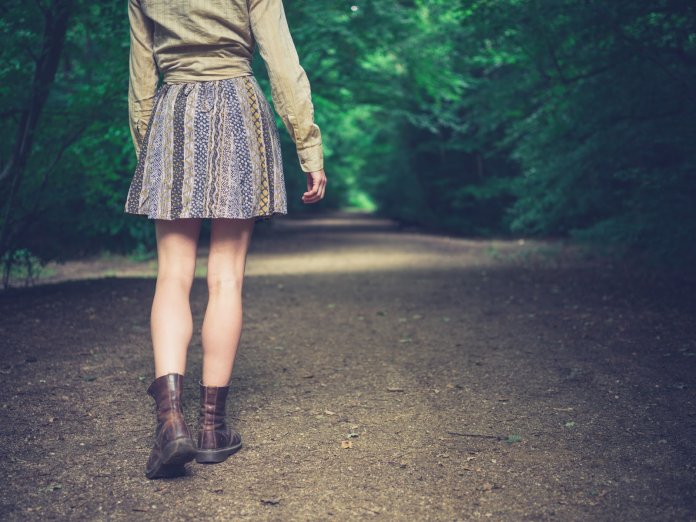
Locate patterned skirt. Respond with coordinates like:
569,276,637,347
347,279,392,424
124,75,287,221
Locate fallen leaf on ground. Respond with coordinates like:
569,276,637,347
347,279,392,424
341,440,352,449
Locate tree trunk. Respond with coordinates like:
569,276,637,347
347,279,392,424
0,0,75,261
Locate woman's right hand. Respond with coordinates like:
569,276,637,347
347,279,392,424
301,169,327,204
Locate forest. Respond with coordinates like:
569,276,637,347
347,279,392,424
1,2,696,517
1,0,695,284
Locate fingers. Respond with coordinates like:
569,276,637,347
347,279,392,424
301,171,327,204
302,177,325,203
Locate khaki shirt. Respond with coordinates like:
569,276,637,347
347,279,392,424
128,0,323,173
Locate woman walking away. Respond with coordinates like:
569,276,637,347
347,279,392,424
124,0,327,479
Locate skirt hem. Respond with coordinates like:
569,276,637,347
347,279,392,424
123,209,287,221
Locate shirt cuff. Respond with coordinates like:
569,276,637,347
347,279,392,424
297,141,324,173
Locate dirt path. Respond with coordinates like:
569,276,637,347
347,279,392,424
1,212,695,521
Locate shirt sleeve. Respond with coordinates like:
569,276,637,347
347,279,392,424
127,0,159,161
248,0,324,173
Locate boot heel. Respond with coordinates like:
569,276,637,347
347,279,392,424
146,436,197,479
195,441,242,464
161,438,197,466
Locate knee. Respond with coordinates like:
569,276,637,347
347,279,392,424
157,270,194,292
207,273,244,296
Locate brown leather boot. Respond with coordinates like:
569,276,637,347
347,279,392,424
145,373,197,479
195,381,242,464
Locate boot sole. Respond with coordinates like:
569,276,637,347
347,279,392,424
146,438,197,479
195,441,243,464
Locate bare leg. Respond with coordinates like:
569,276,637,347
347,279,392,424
151,218,203,377
201,217,255,386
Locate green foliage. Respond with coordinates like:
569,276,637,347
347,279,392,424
0,248,47,288
466,0,696,264
0,0,152,272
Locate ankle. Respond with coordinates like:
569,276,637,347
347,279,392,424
199,379,231,388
